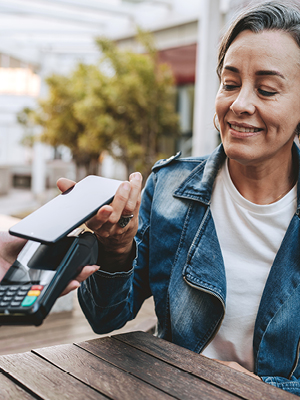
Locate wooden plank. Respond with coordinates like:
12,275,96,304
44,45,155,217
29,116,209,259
0,372,36,400
34,343,175,400
113,331,298,400
76,336,242,400
0,351,107,400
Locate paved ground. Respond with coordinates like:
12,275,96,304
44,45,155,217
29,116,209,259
0,187,61,230
0,188,56,221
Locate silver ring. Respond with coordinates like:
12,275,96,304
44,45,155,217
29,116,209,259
118,214,134,228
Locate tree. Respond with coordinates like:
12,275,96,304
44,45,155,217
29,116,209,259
18,69,104,179
18,31,179,180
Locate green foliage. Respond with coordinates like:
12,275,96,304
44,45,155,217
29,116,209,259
18,32,179,179
17,107,36,147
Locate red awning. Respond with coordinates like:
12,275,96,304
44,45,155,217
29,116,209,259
158,43,197,85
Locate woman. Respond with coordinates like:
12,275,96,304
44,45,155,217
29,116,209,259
59,1,300,395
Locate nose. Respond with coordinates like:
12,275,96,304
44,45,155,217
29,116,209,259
230,85,256,115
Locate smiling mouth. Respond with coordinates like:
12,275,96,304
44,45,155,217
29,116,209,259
229,123,262,133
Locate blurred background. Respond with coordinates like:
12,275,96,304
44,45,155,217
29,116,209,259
0,0,257,214
0,0,272,353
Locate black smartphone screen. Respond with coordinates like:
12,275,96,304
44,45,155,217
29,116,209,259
9,175,122,243
1,262,56,286
0,238,74,285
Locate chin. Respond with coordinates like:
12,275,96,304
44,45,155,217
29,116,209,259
222,141,257,165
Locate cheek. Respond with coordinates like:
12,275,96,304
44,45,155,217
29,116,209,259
215,93,225,116
264,103,298,136
215,94,229,129
270,93,300,135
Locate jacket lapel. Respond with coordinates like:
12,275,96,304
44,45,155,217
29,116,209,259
167,145,227,351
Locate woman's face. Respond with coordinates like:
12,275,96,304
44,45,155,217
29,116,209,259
216,29,300,167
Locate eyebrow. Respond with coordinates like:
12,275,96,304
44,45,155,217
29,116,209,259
223,65,285,79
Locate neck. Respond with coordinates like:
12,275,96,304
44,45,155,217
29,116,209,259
228,155,297,205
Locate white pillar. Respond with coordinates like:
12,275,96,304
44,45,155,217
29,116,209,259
178,86,191,133
32,139,46,196
192,0,221,156
178,86,193,156
31,54,49,197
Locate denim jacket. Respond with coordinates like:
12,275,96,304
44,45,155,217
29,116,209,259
78,143,300,396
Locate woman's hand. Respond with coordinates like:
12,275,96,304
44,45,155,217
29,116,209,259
57,172,143,272
0,232,26,282
86,172,142,256
213,360,261,380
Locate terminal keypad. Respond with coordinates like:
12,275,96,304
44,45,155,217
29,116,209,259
0,285,44,308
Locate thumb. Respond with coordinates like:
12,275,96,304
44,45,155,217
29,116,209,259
57,177,76,193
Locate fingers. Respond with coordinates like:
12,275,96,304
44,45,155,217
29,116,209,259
0,233,27,278
108,181,132,225
60,265,99,297
124,172,143,215
60,281,81,297
57,177,76,193
87,172,142,234
85,183,128,233
110,172,142,221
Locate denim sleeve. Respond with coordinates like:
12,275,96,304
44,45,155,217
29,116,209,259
77,173,155,334
262,375,300,396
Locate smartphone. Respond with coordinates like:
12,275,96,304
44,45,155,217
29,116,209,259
0,231,98,326
9,175,122,244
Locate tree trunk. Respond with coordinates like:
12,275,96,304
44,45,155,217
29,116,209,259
75,163,88,181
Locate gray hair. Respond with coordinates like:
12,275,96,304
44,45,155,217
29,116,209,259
217,1,300,79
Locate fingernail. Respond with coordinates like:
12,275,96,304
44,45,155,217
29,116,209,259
122,182,131,191
130,172,142,181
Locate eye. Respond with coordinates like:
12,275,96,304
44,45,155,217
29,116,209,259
258,89,277,97
222,84,238,91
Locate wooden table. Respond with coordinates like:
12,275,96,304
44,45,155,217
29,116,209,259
0,330,297,399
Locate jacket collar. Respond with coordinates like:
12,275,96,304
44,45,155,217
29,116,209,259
174,142,300,210
174,144,226,205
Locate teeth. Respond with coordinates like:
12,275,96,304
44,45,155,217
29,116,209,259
230,124,260,133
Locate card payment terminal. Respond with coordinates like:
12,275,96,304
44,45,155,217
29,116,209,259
0,231,98,326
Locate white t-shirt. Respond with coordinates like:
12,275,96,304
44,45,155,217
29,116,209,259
201,159,297,371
